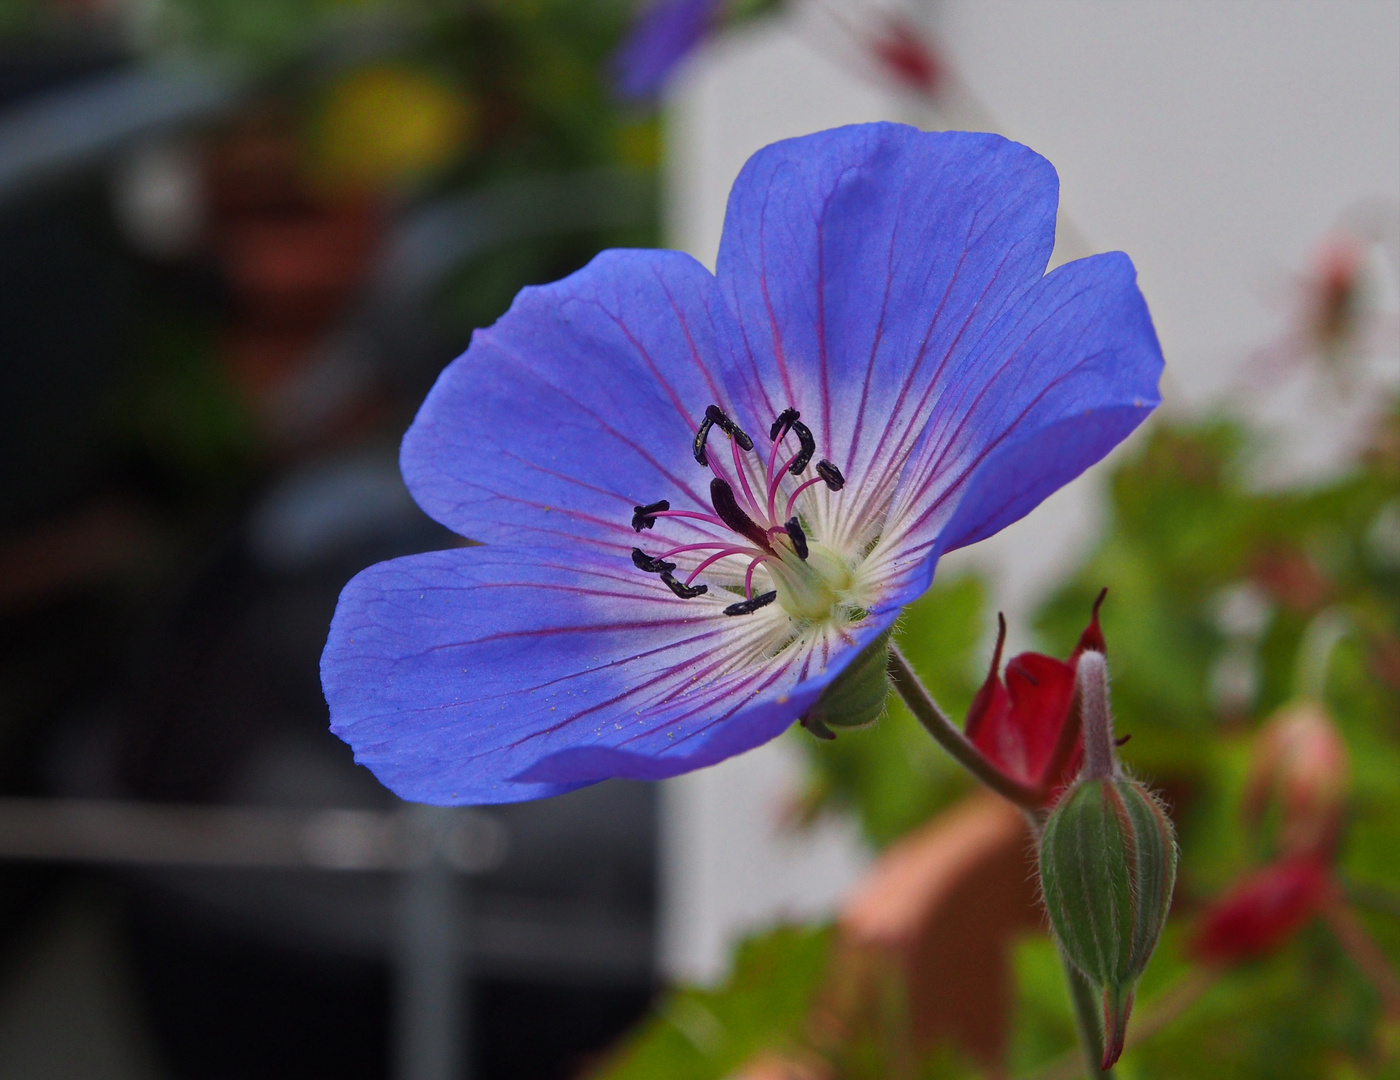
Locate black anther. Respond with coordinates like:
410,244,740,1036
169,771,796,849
783,517,809,560
723,590,777,616
632,548,676,574
1115,734,1132,747
709,478,773,551
800,713,837,740
659,570,708,599
815,460,845,491
769,408,800,441
705,404,754,452
787,421,816,474
692,416,715,466
632,500,670,531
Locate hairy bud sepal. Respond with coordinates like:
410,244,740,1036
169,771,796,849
1039,776,1177,1069
799,629,892,736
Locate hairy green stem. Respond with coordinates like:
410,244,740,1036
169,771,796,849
886,644,1042,809
1063,951,1113,1079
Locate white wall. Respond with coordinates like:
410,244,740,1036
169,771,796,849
659,0,1400,983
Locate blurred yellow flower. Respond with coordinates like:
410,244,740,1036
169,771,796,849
312,66,475,191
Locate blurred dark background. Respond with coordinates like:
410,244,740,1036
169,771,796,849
0,2,664,1077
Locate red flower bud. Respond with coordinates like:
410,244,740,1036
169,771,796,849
965,590,1106,805
1191,855,1333,964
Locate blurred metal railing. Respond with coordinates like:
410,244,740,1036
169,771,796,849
0,796,504,872
0,797,507,1080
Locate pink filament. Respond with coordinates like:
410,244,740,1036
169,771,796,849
743,555,771,599
658,541,760,560
684,546,759,587
783,475,826,522
766,450,805,520
729,434,764,520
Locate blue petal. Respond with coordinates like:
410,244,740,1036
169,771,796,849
401,249,739,553
611,0,720,102
715,124,1060,528
874,250,1163,587
321,545,897,804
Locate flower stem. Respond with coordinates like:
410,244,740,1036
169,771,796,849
886,645,1042,809
1024,967,1218,1080
1062,951,1114,1079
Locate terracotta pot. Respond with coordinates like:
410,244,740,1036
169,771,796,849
824,791,1043,1071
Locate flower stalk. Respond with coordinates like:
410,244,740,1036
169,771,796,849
1063,951,1114,1079
886,644,1044,809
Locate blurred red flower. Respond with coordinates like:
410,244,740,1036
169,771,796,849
1191,855,1333,964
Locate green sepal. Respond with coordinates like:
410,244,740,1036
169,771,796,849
799,629,892,735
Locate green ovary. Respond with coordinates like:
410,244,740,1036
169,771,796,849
767,542,854,622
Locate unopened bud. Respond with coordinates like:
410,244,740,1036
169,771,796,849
1039,776,1177,1069
799,630,891,738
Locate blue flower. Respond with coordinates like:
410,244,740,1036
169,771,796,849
611,0,721,103
321,124,1164,805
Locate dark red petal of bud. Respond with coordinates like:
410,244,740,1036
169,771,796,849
965,613,1010,743
1072,587,1108,658
965,607,1096,802
1004,653,1079,789
1191,855,1333,964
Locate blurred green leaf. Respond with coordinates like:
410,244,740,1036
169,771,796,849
588,924,834,1080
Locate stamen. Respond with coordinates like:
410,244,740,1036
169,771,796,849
629,403,848,608
816,460,845,490
692,415,715,466
659,570,707,599
632,500,670,531
769,408,800,441
631,548,676,573
783,475,826,522
705,404,754,452
724,591,777,616
787,420,816,474
784,517,809,560
710,478,773,551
